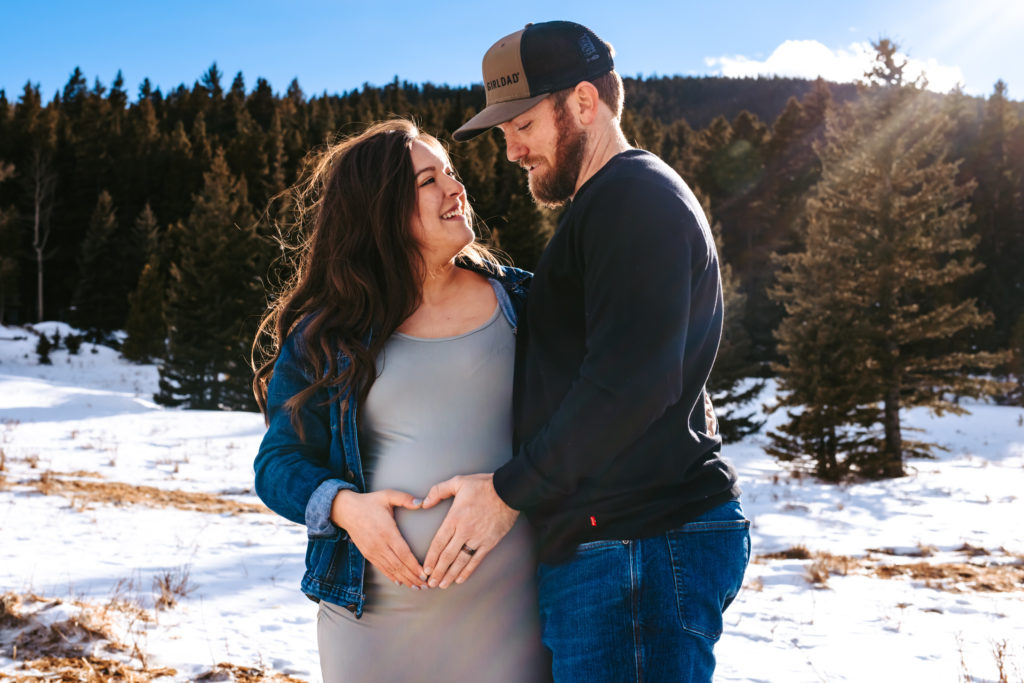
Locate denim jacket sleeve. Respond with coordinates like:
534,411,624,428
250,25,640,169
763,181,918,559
253,330,357,539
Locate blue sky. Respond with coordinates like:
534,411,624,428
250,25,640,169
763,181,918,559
2,0,1021,103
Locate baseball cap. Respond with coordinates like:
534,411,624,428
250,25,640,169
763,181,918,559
453,21,614,142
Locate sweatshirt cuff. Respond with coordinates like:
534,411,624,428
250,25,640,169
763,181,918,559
493,455,552,511
305,478,357,540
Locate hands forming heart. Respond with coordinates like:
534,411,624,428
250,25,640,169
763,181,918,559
330,472,518,590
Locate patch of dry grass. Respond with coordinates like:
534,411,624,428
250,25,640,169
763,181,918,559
874,561,1024,593
1,592,126,664
866,543,938,558
955,542,992,557
153,567,196,611
20,472,269,515
61,469,105,478
8,655,177,682
805,558,832,587
7,658,309,683
758,544,814,560
1,592,308,682
101,578,153,626
756,545,865,588
196,663,308,682
1,592,32,631
757,544,1024,592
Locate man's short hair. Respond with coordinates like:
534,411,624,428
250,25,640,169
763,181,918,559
551,69,624,121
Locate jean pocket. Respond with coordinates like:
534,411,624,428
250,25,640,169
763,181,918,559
666,515,751,641
573,539,627,554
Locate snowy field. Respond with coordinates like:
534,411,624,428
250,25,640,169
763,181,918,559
1,322,1022,682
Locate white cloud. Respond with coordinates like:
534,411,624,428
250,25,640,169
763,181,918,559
704,40,965,93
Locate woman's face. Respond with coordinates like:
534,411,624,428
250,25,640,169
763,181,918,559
408,138,473,266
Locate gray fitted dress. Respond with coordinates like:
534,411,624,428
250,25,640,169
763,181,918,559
317,302,547,682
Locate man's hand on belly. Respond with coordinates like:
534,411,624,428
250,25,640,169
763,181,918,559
420,473,520,589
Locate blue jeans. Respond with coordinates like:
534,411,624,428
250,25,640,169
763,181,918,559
536,500,751,682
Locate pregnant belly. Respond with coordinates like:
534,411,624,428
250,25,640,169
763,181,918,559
394,499,453,562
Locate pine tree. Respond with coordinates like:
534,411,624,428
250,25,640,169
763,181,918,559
704,205,765,441
160,120,195,221
310,96,336,144
226,107,267,206
764,81,832,222
0,90,10,149
634,115,664,155
65,333,82,354
262,110,289,201
493,190,555,271
0,161,17,323
660,118,698,181
1009,313,1024,406
223,71,247,140
70,190,128,335
691,115,733,203
122,204,166,362
35,332,53,364
108,70,128,138
63,75,117,276
198,63,225,131
189,112,213,172
282,79,308,165
122,257,166,362
766,205,879,480
61,67,87,119
739,82,834,360
16,83,58,322
769,41,1005,479
156,149,265,410
966,81,1024,349
129,202,159,273
717,110,767,261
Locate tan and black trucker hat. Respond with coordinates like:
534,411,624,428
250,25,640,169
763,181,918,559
453,21,614,142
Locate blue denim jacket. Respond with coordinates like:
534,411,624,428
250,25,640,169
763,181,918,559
253,262,530,616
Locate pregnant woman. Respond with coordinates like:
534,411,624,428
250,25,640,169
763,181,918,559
252,119,546,681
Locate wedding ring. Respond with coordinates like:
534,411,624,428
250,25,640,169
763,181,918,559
460,544,477,556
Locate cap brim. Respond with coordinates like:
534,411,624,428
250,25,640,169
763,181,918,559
452,93,550,142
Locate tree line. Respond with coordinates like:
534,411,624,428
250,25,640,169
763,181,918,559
1,43,1021,480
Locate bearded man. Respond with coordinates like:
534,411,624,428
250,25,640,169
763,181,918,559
421,20,750,682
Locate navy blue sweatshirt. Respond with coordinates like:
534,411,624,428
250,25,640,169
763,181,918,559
493,149,740,564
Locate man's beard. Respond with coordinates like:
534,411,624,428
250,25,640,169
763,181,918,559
525,101,587,208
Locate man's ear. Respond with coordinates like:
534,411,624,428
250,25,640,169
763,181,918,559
572,81,601,126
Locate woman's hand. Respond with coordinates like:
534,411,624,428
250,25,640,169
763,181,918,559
330,489,429,589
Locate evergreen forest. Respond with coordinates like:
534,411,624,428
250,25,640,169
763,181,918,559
2,43,1022,480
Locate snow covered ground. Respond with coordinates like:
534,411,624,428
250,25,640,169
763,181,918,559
1,322,1022,682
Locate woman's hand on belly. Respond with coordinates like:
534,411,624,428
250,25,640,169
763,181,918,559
330,489,429,589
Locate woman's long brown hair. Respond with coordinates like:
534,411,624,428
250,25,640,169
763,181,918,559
252,119,497,437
